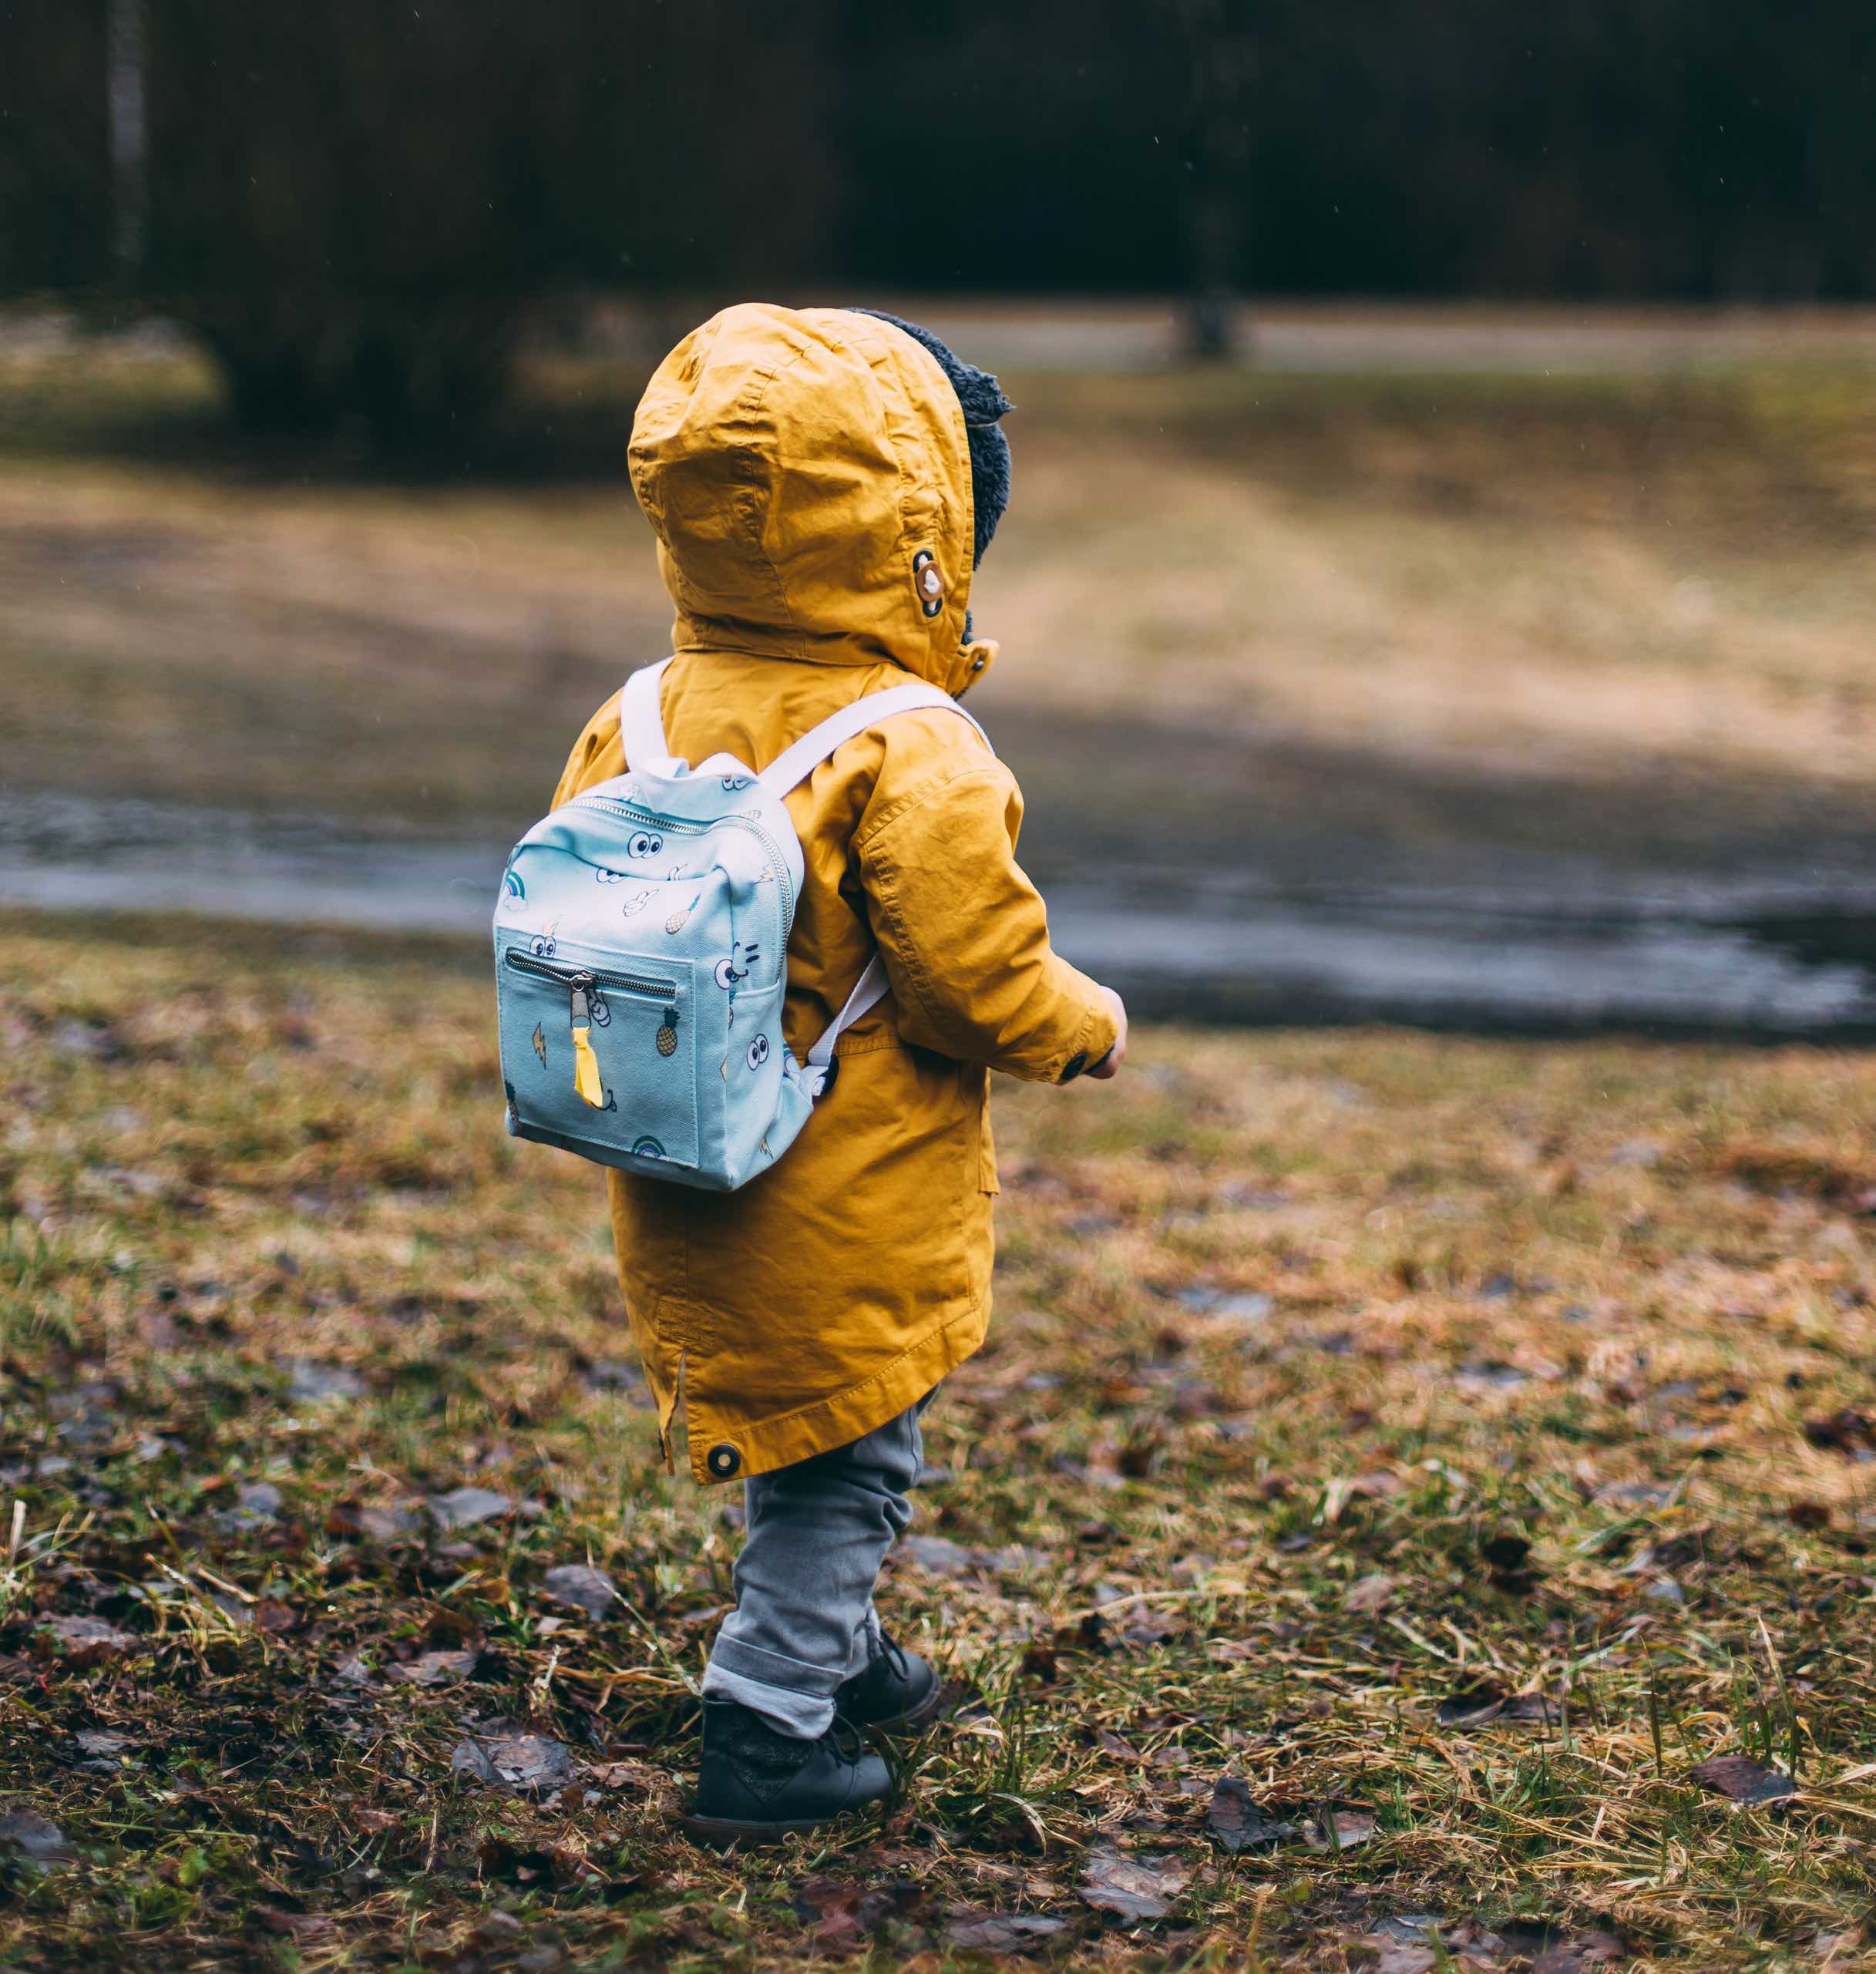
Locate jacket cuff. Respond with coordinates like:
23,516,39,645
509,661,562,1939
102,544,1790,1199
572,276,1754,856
1057,994,1118,1084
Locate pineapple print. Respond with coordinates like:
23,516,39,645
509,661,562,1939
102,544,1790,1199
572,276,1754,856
656,1006,681,1057
665,909,689,934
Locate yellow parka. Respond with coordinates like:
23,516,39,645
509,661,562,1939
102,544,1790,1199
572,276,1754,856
553,304,1118,1484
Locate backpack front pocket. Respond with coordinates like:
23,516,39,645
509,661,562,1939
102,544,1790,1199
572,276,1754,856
498,946,699,1169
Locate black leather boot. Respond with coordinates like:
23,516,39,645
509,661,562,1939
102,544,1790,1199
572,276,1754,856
683,1700,893,1847
835,1630,943,1734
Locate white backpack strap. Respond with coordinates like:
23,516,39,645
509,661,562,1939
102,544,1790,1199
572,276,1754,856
795,955,889,1098
755,681,990,802
620,657,678,774
766,680,990,1096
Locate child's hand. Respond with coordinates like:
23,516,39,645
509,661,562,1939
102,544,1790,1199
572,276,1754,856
1085,986,1128,1079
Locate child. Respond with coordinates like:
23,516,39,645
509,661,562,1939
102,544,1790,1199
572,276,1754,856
550,304,1127,1842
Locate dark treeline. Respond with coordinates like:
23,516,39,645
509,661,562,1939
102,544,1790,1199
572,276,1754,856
2,0,1870,431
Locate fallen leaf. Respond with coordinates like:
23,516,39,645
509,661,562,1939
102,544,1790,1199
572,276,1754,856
1529,1932,1626,1973
1803,1411,1876,1458
256,1909,339,1943
35,1614,138,1665
897,1533,976,1576
791,1876,922,1950
287,1360,366,1403
945,1910,1071,1954
73,1730,133,1759
1592,1481,1673,1509
326,1498,425,1542
1689,1755,1797,1807
1435,1680,1507,1729
584,1759,657,1790
478,1831,601,1888
428,1486,515,1531
385,1647,479,1686
1119,1603,1185,1646
1206,1777,1299,1854
1343,1572,1396,1615
1078,1845,1189,1923
450,1734,577,1794
1480,1528,1532,1570
0,1810,72,1868
1304,1808,1378,1853
1350,1940,1437,1974
543,1562,617,1619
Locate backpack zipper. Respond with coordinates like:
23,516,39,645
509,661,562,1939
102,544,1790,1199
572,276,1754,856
506,952,679,1110
504,950,677,998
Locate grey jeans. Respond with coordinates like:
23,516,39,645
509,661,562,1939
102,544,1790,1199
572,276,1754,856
700,1396,929,1738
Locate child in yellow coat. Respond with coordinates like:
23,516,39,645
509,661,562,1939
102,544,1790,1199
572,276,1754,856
553,304,1127,1841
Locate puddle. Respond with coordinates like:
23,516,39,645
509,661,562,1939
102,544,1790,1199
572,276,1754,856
3,791,1874,1037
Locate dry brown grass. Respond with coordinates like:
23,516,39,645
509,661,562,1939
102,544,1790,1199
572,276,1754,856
3,912,1875,1967
2,341,1875,840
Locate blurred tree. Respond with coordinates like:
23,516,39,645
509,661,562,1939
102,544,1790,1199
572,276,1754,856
137,0,836,438
3,0,1872,432
0,0,114,297
107,0,147,282
1162,0,1256,359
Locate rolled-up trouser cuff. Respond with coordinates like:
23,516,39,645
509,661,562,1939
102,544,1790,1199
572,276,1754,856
703,1396,931,1740
699,1662,833,1740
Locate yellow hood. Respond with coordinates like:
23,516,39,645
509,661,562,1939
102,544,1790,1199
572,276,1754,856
627,303,997,698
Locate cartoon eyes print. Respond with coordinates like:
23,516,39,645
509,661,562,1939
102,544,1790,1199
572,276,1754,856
627,831,664,859
714,940,761,991
745,1034,771,1070
721,773,753,793
529,931,556,957
595,866,626,885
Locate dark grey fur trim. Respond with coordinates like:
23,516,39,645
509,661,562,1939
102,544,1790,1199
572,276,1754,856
849,308,1012,569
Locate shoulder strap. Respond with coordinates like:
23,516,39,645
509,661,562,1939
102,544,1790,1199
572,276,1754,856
617,664,990,1096
795,954,889,1097
774,681,992,1095
756,681,990,802
620,657,677,774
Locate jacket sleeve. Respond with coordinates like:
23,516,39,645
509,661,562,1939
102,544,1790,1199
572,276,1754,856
856,757,1118,1083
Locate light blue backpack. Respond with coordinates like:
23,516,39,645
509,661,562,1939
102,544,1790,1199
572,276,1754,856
494,657,988,1189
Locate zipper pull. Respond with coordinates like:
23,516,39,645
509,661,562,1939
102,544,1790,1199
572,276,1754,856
569,976,607,1108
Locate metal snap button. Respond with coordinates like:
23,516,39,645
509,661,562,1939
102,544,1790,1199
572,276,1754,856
707,1442,741,1478
913,550,944,619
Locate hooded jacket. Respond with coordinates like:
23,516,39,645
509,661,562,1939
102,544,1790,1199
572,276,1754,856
552,303,1118,1482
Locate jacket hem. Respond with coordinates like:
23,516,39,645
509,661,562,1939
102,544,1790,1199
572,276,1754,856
684,1288,990,1485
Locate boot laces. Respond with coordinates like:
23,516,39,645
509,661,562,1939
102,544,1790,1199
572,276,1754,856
827,1712,869,1765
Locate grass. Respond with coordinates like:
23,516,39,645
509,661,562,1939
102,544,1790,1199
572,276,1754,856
3,910,1875,1967
4,329,1876,857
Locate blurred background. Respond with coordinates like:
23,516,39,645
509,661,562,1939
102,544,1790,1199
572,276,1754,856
4,0,1874,1034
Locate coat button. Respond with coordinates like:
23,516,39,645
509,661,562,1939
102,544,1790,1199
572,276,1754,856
706,1443,741,1479
1061,1051,1088,1083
